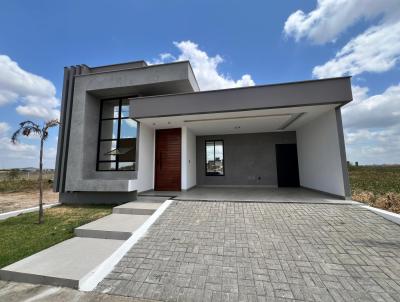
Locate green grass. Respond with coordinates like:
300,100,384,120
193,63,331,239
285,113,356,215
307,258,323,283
349,165,400,214
0,205,113,268
0,179,53,193
349,165,400,195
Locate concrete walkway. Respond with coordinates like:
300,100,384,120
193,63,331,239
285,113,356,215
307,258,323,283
0,280,153,302
0,197,166,289
97,201,400,302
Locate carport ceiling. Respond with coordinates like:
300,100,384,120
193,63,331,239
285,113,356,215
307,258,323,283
137,104,338,135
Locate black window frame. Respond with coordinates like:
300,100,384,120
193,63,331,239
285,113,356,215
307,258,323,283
205,140,225,176
96,97,137,171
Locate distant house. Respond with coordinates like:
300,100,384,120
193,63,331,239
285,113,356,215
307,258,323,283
54,60,352,203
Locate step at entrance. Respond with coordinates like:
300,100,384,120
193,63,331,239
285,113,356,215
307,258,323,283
136,195,172,202
113,201,161,215
74,214,151,240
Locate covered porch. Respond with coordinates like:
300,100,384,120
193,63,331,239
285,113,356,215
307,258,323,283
132,77,352,199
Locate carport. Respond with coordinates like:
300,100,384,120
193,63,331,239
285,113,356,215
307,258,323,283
131,77,352,199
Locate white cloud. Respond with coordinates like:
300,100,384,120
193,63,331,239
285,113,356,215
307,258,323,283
343,84,400,164
0,90,18,106
0,136,58,169
0,122,10,136
343,84,400,129
0,137,37,166
284,0,400,44
344,127,400,164
313,21,400,78
0,55,60,119
149,40,255,91
285,0,400,78
0,119,58,168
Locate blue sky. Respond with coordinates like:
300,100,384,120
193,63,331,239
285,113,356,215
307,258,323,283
0,0,399,168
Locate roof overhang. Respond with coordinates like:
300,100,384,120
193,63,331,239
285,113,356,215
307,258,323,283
74,61,200,99
130,77,352,119
137,104,339,135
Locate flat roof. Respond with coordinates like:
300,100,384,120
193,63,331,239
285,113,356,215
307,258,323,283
130,76,353,119
71,61,200,91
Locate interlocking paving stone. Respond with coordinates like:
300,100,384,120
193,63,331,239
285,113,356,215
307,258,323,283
97,201,400,301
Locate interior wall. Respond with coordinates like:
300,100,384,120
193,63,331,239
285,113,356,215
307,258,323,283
181,127,197,190
136,123,155,192
296,109,346,197
196,132,296,186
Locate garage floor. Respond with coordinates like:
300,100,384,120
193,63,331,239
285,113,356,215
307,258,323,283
141,186,355,204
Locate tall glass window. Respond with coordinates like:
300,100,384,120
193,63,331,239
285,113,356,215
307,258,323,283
205,140,224,176
97,98,137,171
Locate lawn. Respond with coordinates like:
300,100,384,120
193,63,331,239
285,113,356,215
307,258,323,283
0,178,53,193
0,170,54,193
349,165,400,214
0,205,113,268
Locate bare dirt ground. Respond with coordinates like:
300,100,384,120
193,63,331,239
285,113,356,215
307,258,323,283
0,190,59,213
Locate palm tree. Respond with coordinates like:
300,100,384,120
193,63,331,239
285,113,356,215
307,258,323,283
11,120,60,224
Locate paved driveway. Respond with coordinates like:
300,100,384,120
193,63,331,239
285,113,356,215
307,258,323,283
97,201,400,302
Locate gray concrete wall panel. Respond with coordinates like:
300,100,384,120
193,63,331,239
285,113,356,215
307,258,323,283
196,132,297,186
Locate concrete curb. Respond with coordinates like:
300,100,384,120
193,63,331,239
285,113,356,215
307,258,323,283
79,199,173,291
360,204,400,226
0,203,60,221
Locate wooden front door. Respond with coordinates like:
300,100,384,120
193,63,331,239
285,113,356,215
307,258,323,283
155,128,181,191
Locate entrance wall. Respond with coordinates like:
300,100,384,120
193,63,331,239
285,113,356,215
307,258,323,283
196,132,296,187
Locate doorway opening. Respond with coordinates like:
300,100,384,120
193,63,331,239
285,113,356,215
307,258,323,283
275,144,300,187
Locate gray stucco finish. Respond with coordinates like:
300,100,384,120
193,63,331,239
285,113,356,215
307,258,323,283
131,77,352,119
196,132,297,186
58,61,198,194
60,191,137,205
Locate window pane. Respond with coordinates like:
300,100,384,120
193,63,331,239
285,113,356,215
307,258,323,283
215,141,223,161
206,141,224,176
121,99,130,118
100,119,118,139
120,119,137,138
101,99,119,119
206,142,214,163
118,138,136,162
98,140,117,161
97,98,137,171
98,162,116,171
119,162,135,171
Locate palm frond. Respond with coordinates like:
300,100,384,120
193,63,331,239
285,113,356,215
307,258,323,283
11,128,22,144
42,119,60,141
19,121,40,129
11,120,42,143
45,119,61,128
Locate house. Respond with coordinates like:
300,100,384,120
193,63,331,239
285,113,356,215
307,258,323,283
53,60,352,203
